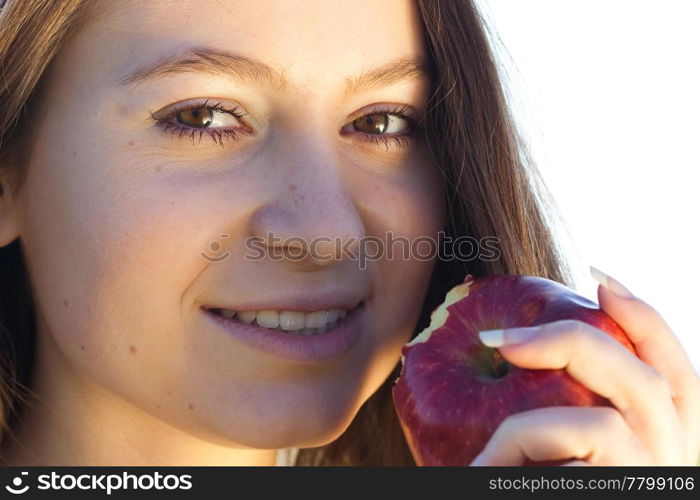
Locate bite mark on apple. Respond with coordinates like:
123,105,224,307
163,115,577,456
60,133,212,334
404,281,472,352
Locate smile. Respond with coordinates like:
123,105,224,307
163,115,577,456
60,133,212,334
207,307,352,335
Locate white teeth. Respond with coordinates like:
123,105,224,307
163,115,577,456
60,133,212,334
325,309,340,323
256,310,280,328
279,311,306,331
214,304,357,334
219,309,236,319
237,311,257,324
305,311,327,329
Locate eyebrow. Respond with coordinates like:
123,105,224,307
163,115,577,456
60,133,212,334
117,47,431,97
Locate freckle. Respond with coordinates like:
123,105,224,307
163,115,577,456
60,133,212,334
72,150,77,157
156,405,161,409
128,141,134,146
188,404,194,410
80,345,86,351
167,390,172,396
170,201,175,206
64,299,69,307
155,165,162,172
129,344,137,354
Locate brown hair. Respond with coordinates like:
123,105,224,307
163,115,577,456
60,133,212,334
0,0,573,465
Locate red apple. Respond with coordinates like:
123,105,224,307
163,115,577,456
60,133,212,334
392,274,637,466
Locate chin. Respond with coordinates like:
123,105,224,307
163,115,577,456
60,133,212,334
194,413,354,452
247,399,362,450
174,382,364,451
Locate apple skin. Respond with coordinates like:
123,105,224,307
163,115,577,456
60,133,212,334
392,274,637,466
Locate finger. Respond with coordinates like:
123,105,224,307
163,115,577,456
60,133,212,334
478,319,686,464
590,265,700,463
472,406,654,466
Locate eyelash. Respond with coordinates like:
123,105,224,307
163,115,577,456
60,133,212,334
150,100,421,150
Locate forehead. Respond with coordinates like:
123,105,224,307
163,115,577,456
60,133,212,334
79,0,429,92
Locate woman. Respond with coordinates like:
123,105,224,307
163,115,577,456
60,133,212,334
0,0,697,466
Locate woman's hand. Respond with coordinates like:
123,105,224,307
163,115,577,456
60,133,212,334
470,266,700,466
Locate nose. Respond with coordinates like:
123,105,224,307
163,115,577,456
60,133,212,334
247,140,365,270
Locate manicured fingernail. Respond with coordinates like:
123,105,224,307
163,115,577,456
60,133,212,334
470,452,486,466
478,326,539,347
590,265,634,298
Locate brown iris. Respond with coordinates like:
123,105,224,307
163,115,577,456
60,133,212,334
176,106,214,128
353,114,388,134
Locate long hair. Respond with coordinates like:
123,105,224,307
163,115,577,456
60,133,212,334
0,0,573,465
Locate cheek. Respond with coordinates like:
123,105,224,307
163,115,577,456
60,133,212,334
347,156,444,395
350,144,444,246
356,152,444,305
17,137,255,408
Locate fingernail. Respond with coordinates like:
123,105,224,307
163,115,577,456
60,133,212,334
470,452,486,466
590,265,634,298
478,326,539,347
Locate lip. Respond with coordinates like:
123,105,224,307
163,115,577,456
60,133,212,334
201,302,365,363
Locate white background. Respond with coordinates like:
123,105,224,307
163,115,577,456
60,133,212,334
478,0,700,371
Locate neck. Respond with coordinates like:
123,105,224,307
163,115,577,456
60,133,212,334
0,325,277,467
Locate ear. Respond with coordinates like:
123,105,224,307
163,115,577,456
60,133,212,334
0,170,21,247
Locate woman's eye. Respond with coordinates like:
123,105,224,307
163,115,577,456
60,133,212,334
175,105,241,129
345,108,420,151
150,100,252,147
352,113,410,135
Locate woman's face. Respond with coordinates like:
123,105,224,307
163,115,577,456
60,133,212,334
11,0,443,449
